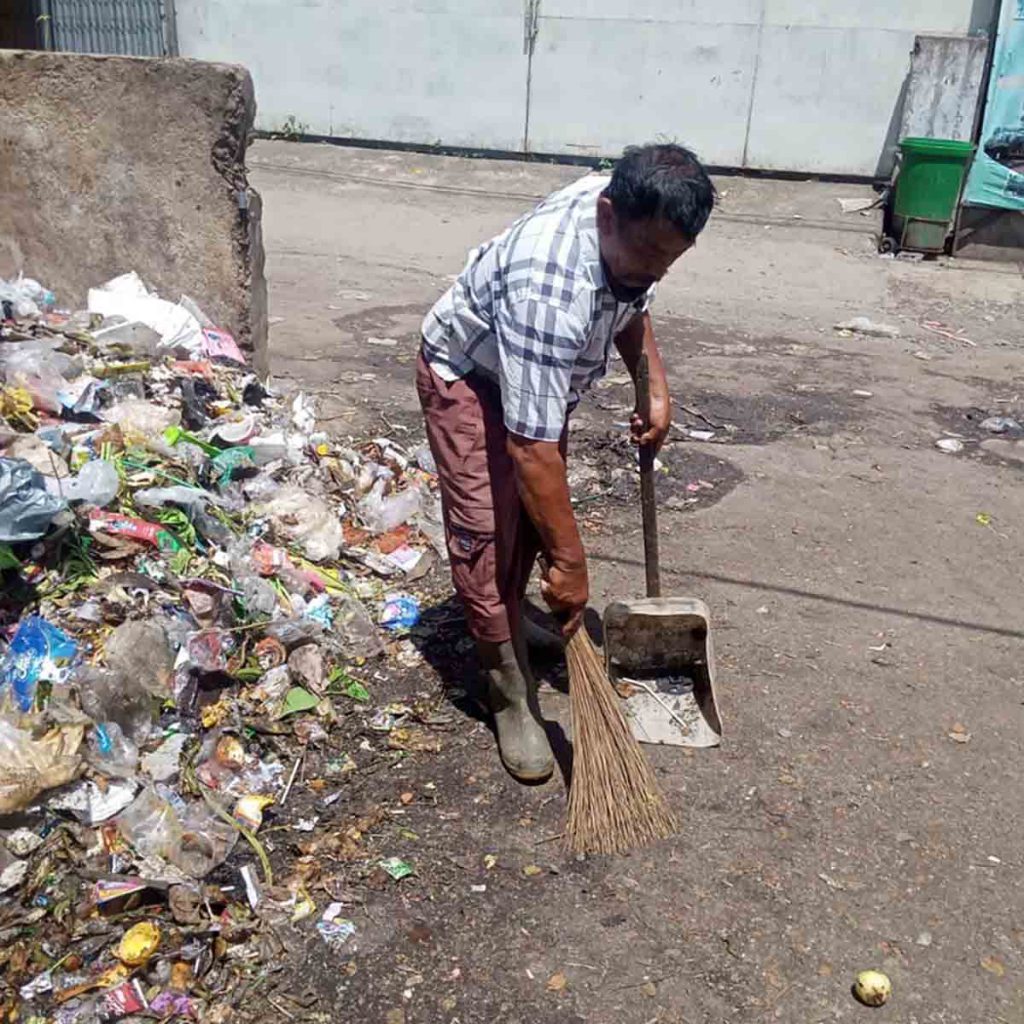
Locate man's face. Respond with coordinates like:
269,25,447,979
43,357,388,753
596,195,694,302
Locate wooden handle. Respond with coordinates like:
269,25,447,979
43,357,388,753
636,354,661,599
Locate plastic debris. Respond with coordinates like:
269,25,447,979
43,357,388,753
380,594,421,631
0,273,444,1022
0,719,84,813
116,921,162,966
936,437,965,453
833,316,901,338
0,457,66,541
1,614,79,711
980,415,1021,434
316,903,357,948
379,856,414,881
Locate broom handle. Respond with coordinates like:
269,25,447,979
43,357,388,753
636,354,662,599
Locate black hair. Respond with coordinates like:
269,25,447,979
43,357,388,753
604,143,716,240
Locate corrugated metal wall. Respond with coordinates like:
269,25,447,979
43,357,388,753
45,0,175,56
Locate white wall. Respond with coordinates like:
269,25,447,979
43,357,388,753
175,0,994,176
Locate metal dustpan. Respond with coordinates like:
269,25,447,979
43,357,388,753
602,356,723,747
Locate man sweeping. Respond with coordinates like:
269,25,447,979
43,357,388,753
417,143,716,783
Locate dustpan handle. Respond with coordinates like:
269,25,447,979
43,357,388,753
636,354,661,599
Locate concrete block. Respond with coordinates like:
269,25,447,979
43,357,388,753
0,49,267,372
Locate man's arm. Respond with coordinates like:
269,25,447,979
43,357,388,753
614,311,672,450
507,436,587,636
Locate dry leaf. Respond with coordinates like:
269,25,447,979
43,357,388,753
948,724,972,744
546,972,568,992
981,955,1005,978
641,980,658,998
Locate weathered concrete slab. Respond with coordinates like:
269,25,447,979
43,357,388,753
0,49,267,370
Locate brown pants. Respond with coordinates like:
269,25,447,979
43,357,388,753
416,349,565,643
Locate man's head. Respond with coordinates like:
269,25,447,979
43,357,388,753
597,143,716,302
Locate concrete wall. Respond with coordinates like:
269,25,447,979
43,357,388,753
0,49,267,369
175,0,998,177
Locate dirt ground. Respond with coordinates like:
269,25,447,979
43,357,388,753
244,140,1024,1024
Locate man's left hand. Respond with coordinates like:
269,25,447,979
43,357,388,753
631,390,672,452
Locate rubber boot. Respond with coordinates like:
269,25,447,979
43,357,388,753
520,613,564,656
477,638,554,782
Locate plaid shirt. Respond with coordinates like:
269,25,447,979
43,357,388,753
422,174,653,441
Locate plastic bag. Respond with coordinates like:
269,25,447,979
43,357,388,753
335,596,384,658
88,272,205,357
46,459,119,507
134,485,216,514
75,667,157,745
228,541,279,617
116,785,237,879
0,718,84,814
262,487,343,563
359,479,422,534
106,620,175,698
101,398,181,438
0,458,66,542
380,594,421,630
87,721,140,779
0,276,50,318
1,616,79,712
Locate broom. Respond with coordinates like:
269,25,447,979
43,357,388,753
564,628,677,853
563,354,677,855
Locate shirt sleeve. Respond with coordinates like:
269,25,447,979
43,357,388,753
494,288,590,441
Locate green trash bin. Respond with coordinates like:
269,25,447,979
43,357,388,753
889,137,976,254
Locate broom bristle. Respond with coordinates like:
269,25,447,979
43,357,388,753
565,628,678,854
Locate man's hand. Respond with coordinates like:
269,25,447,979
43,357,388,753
539,558,589,637
631,389,672,452
615,312,672,452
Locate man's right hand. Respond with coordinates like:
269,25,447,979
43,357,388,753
540,558,589,637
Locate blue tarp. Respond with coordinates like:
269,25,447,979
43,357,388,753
964,0,1024,210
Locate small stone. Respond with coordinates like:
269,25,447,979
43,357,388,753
399,791,414,805
916,931,933,947
641,980,658,998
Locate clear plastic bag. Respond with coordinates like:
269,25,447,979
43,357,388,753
359,479,422,534
101,399,181,438
262,487,343,563
116,785,237,879
86,721,139,779
75,666,156,745
47,459,119,507
228,540,279,617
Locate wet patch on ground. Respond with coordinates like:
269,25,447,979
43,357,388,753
331,302,426,342
568,429,744,513
655,314,869,364
584,382,862,447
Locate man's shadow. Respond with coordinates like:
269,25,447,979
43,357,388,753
411,596,605,790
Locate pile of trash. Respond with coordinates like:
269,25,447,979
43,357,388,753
0,272,446,1021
